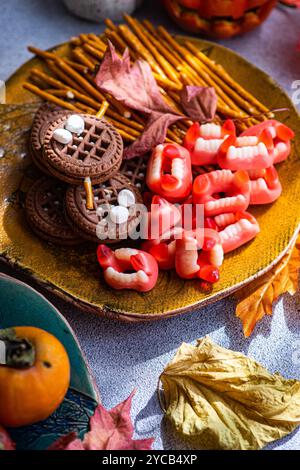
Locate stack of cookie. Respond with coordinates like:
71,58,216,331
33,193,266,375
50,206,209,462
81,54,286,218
26,103,143,246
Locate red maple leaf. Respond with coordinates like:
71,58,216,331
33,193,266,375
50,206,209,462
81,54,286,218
0,425,15,450
49,390,154,451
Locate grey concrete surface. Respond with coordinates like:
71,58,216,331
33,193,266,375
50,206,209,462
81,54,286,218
1,0,300,450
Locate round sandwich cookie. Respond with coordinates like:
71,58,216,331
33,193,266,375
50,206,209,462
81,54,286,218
120,153,148,193
25,177,81,246
30,103,71,174
65,173,143,244
42,114,123,185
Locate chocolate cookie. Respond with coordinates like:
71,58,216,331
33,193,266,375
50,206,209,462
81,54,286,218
30,103,71,174
25,177,81,246
65,173,143,244
121,153,148,193
43,114,123,185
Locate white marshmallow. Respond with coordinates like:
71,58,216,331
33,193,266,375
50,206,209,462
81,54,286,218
53,128,73,145
117,189,136,208
65,114,85,135
110,206,129,225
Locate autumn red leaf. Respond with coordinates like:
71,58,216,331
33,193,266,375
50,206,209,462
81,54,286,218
95,42,175,116
0,425,15,450
180,86,217,122
95,43,217,159
95,42,183,159
49,390,154,451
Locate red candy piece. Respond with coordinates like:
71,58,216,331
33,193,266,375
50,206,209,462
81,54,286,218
214,211,260,253
247,166,282,204
97,246,158,292
183,120,235,166
193,169,250,216
241,119,294,164
217,128,274,171
146,143,192,202
175,228,223,281
199,265,220,284
146,195,181,239
141,226,183,270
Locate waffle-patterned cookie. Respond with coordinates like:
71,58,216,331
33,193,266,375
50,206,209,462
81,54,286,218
43,115,123,185
30,103,71,174
25,177,81,246
65,173,143,244
120,153,148,193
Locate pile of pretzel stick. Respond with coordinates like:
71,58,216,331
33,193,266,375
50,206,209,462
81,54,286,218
24,15,273,148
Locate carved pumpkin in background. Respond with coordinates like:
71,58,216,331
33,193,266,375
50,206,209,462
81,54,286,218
163,0,277,38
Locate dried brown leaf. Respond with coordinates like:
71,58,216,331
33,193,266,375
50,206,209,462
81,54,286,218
161,337,300,450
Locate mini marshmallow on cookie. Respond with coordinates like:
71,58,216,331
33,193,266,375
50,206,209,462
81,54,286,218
52,128,73,145
117,189,136,208
110,206,130,225
65,114,85,135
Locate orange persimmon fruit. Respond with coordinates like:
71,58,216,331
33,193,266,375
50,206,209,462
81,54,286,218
0,327,70,428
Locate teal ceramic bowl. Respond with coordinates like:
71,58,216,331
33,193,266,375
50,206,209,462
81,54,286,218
0,273,98,450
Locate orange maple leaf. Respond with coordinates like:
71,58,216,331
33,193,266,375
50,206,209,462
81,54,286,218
235,234,300,337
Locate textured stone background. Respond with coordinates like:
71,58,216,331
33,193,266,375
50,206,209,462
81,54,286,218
1,0,300,450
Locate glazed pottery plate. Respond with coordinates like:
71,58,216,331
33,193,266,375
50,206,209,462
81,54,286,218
1,38,300,321
0,273,98,450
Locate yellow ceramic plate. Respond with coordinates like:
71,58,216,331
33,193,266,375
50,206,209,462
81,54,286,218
1,38,300,321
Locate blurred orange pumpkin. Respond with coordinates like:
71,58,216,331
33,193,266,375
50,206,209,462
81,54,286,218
163,0,277,38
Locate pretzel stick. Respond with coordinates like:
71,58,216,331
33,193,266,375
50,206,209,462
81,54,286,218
107,117,141,138
55,58,105,102
79,34,90,43
105,18,118,32
31,69,144,136
185,40,269,115
179,69,244,119
55,58,139,123
180,49,248,114
118,24,167,78
82,43,104,61
124,15,181,85
183,41,259,115
28,46,88,74
152,29,245,119
96,100,109,119
86,34,107,52
70,36,82,47
45,89,75,98
103,30,180,91
46,60,85,92
23,83,79,110
75,102,136,141
73,48,95,72
156,27,246,118
84,177,95,210
82,51,99,67
138,20,183,78
105,29,137,59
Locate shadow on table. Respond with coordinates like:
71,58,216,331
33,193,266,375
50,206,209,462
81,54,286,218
135,391,300,451
282,289,300,333
0,258,275,369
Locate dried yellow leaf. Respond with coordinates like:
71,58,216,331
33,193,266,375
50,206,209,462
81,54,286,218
236,234,300,337
160,337,300,450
